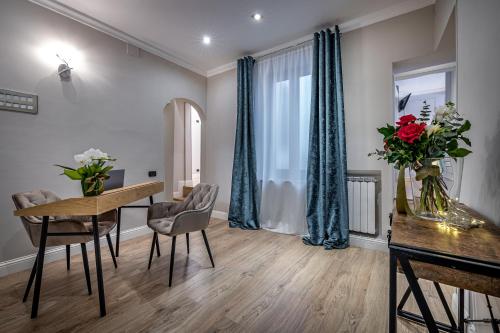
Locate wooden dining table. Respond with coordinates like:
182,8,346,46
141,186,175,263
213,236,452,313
14,181,164,318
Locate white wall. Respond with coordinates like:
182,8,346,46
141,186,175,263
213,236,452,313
0,0,206,262
434,0,456,50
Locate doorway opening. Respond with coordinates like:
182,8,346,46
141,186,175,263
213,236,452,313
163,98,205,201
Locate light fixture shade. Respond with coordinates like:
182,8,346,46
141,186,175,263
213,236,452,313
58,63,72,81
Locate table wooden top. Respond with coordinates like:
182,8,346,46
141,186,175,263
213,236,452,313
390,204,500,266
14,181,164,217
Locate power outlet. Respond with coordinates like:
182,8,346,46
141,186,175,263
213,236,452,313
148,171,157,177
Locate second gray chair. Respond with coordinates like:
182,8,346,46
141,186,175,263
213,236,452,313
146,183,218,286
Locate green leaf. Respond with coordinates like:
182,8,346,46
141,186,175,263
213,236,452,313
54,164,76,171
102,165,114,173
460,136,471,146
458,120,471,134
377,125,395,138
63,169,82,180
448,147,472,158
447,139,458,151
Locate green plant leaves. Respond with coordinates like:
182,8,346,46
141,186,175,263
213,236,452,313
448,147,472,158
63,169,82,180
458,120,471,134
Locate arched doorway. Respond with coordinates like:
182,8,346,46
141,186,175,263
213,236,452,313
163,98,206,201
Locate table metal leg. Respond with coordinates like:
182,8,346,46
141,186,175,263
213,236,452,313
66,245,71,270
398,254,438,333
434,282,457,329
389,249,397,333
23,257,37,302
92,215,106,316
31,216,49,318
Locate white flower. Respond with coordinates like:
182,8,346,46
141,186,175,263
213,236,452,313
434,106,447,122
426,124,441,136
74,148,109,165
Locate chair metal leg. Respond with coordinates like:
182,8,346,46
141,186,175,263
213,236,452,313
155,234,161,257
22,257,37,302
201,230,215,268
81,243,92,295
186,233,190,254
31,216,49,318
106,234,118,269
92,215,106,317
148,232,157,270
169,236,176,287
115,207,121,257
66,245,71,271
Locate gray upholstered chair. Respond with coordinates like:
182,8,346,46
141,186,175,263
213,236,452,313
12,189,118,302
147,183,219,286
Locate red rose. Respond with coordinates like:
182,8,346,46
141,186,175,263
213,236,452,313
397,123,426,144
396,114,417,126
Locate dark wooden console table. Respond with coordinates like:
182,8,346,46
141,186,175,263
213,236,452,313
388,205,500,333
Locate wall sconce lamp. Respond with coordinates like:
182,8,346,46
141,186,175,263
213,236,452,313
56,53,73,81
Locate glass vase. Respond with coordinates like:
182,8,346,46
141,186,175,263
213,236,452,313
411,157,463,221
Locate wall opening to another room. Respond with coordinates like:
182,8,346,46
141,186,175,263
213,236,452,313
163,98,205,201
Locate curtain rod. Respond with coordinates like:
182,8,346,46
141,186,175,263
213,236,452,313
253,30,342,61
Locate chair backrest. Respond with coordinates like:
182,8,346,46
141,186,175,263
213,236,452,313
104,169,125,190
179,183,219,213
12,190,61,224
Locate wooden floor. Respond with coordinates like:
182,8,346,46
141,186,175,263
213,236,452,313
0,219,463,332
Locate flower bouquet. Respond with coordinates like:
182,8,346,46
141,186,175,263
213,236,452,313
56,148,116,197
370,102,472,219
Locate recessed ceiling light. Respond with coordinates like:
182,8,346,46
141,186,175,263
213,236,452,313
202,35,211,45
252,13,262,21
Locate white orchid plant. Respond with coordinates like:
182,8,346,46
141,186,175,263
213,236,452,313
56,148,116,196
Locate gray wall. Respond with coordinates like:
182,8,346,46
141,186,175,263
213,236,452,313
457,0,500,226
343,6,451,239
455,2,500,327
205,69,237,212
205,6,456,239
0,0,206,262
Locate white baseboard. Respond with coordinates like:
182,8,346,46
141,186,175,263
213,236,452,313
211,210,387,252
211,210,228,220
0,225,152,277
0,213,386,277
350,234,388,252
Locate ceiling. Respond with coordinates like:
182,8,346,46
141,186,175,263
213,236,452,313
41,0,430,74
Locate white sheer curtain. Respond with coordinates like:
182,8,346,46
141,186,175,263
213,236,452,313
254,43,313,235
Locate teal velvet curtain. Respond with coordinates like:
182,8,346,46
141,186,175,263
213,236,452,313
228,56,261,230
303,27,349,249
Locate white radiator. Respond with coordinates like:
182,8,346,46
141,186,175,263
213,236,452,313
347,176,377,235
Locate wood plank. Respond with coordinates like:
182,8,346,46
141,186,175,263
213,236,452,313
13,181,164,217
0,218,476,333
391,205,500,265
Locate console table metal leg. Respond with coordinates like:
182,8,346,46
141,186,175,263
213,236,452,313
31,215,49,318
92,215,106,317
434,282,457,329
389,249,397,333
398,254,438,333
458,289,464,332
